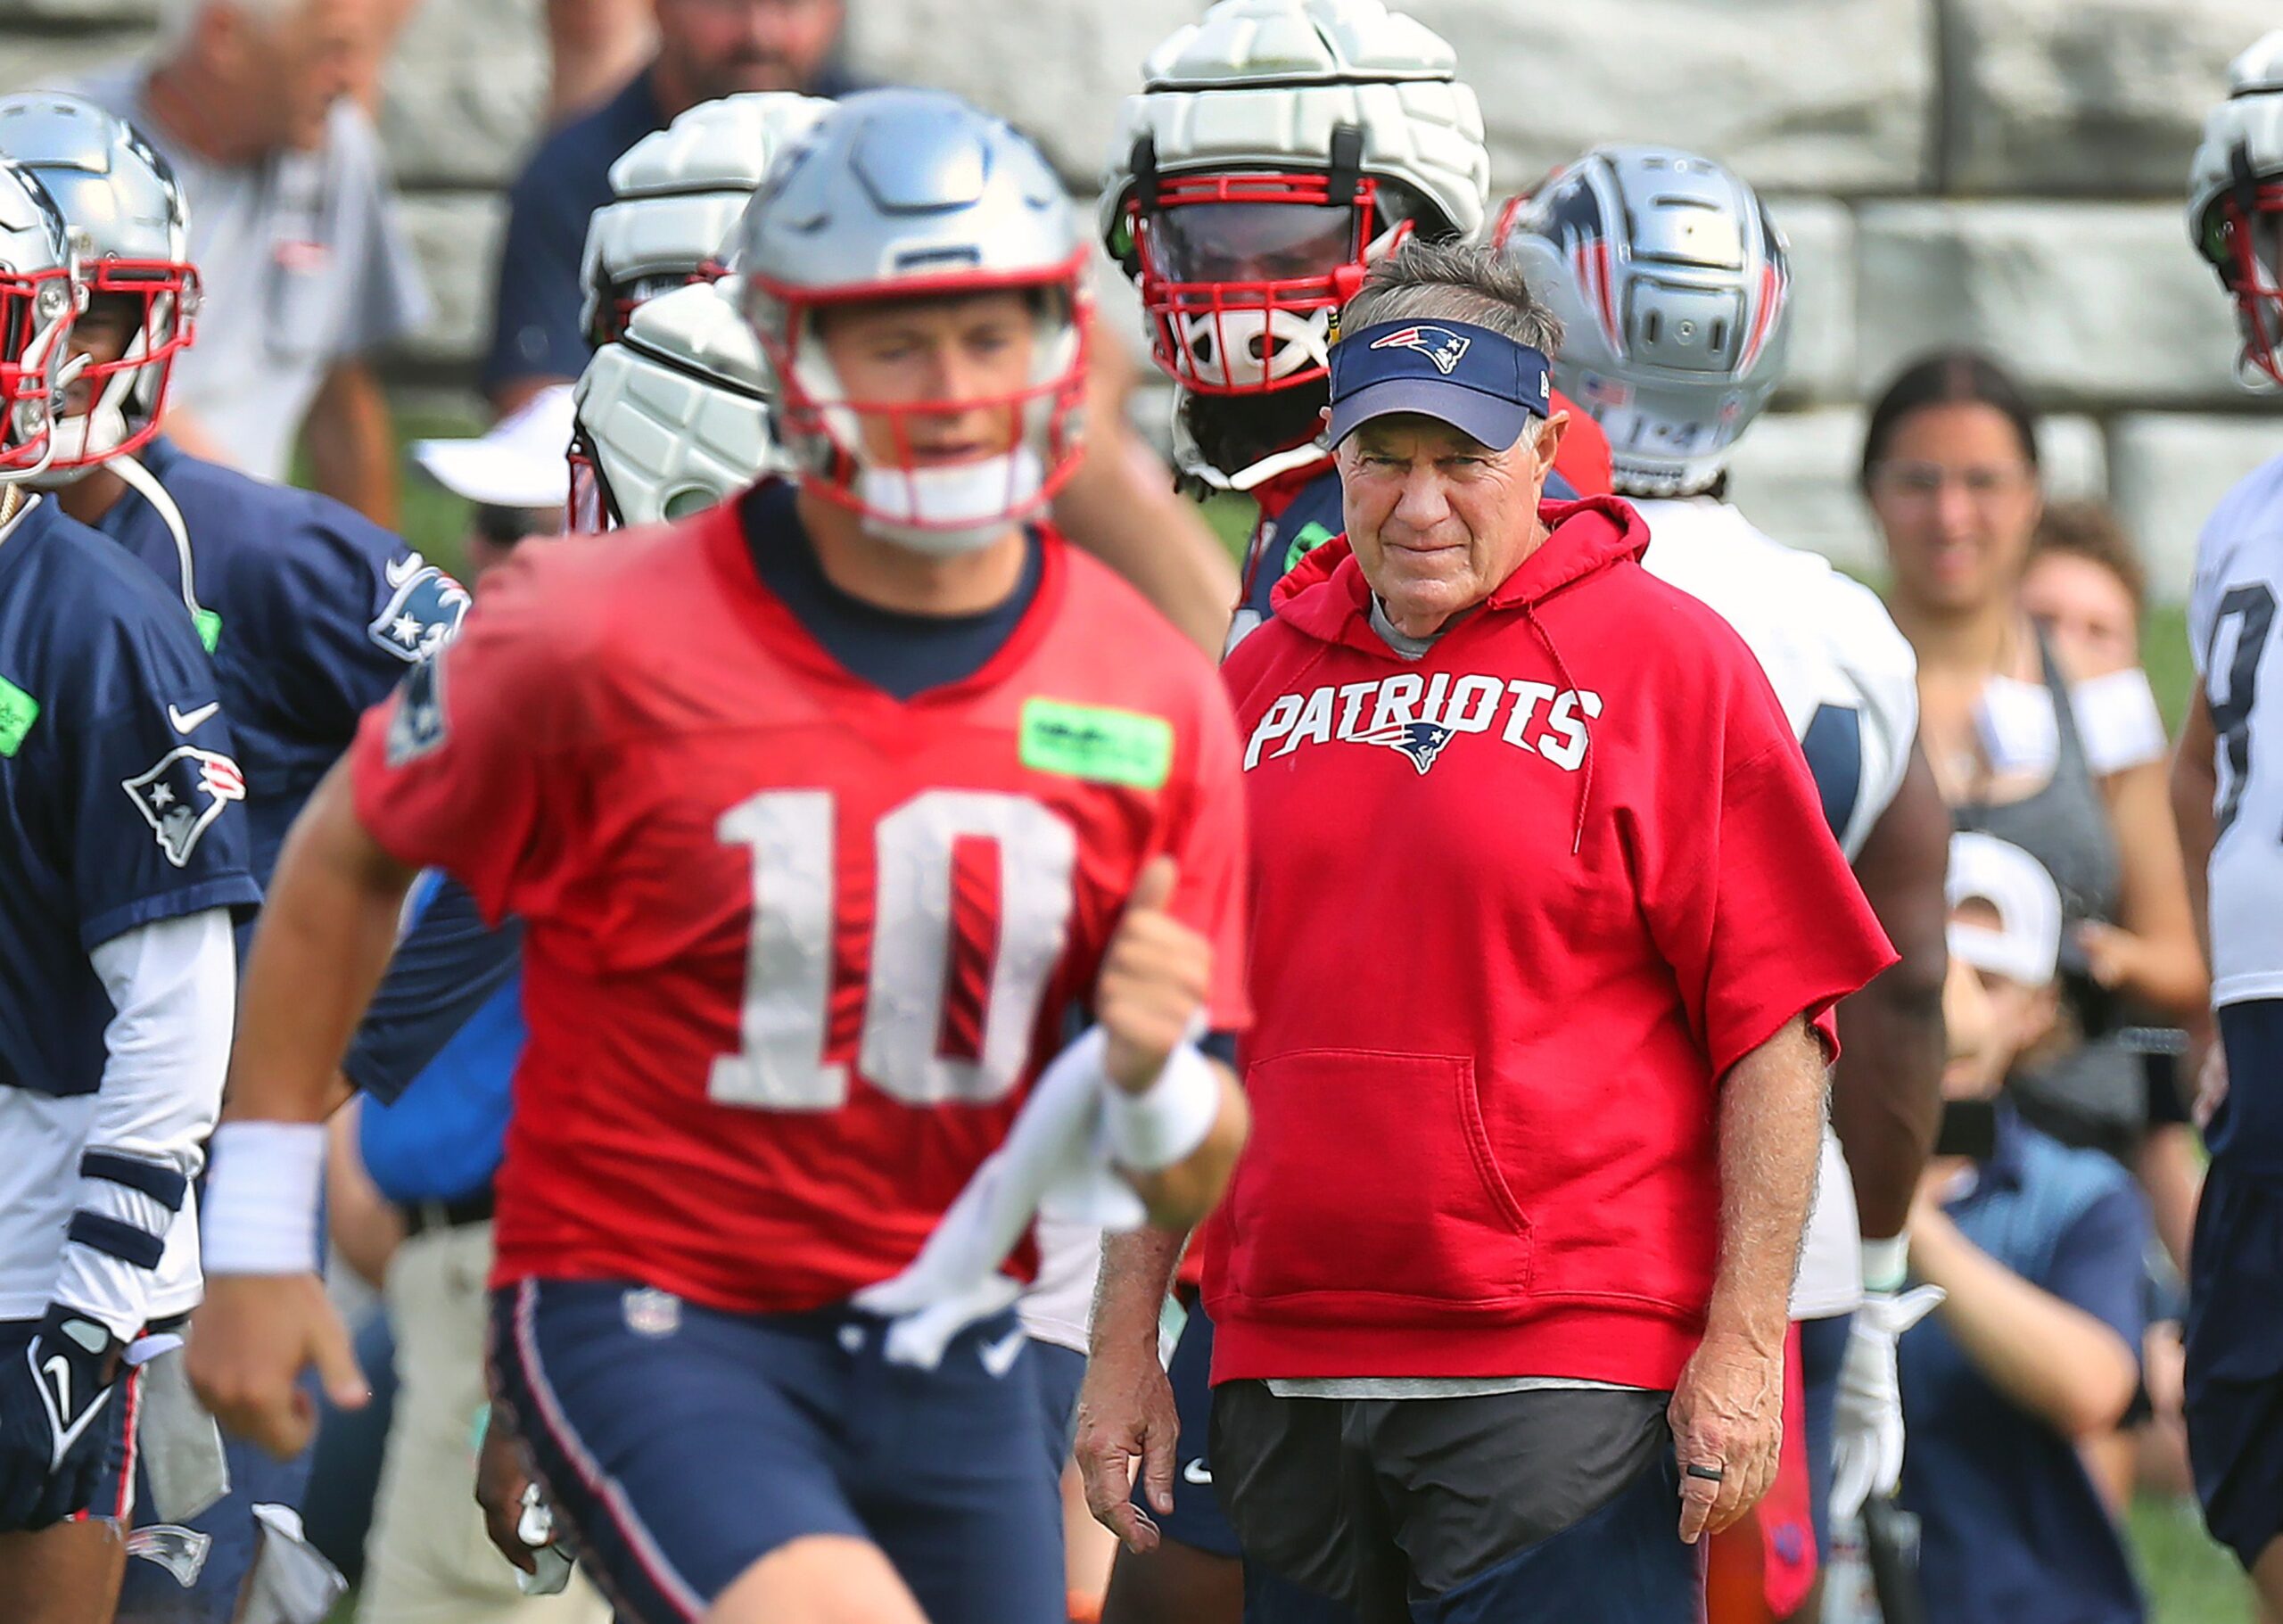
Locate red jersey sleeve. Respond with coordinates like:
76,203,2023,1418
1642,664,1896,1081
1165,672,1251,1035
348,549,590,924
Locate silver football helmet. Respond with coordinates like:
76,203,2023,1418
579,91,831,350
0,159,79,482
570,279,774,531
735,88,1089,556
0,94,193,475
1491,145,1791,499
1100,0,1487,488
2188,30,2283,390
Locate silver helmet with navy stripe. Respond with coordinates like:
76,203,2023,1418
733,88,1090,556
0,93,192,475
2188,30,2283,390
1490,145,1790,499
579,91,830,350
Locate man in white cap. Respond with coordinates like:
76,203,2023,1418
1890,832,2153,1624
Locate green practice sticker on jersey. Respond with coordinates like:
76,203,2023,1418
1282,520,1338,576
194,608,222,654
0,676,37,757
1020,698,1174,791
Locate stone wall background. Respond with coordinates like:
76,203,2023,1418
4,0,2277,594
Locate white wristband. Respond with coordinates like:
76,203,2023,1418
1860,1233,1910,1295
1103,1041,1220,1173
200,1121,325,1275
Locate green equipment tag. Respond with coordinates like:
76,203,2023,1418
194,608,222,654
1019,698,1174,791
0,675,37,757
1282,520,1338,576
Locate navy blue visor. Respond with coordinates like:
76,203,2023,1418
1326,319,1553,451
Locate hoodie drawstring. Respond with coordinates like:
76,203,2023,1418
1522,603,1594,856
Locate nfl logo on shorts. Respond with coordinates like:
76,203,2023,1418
622,1288,681,1339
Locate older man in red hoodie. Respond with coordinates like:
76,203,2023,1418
1082,238,1895,1624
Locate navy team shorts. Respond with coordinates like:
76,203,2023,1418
488,1279,1064,1624
2185,1167,2283,1566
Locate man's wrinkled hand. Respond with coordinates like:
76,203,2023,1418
1075,1338,1180,1554
186,1274,366,1461
1668,1327,1784,1545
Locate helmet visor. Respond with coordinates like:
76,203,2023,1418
1143,200,1360,289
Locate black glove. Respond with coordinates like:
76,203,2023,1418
0,1306,124,1531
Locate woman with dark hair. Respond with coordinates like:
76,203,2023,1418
1860,350,2205,1155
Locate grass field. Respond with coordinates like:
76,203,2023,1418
372,413,2257,1622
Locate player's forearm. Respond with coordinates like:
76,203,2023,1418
1706,1015,1826,1351
301,360,401,531
1120,1062,1249,1232
1833,746,1949,1240
53,911,239,1338
1092,1225,1189,1359
2171,695,2220,972
226,764,417,1125
1908,1208,2137,1438
1833,976,1945,1242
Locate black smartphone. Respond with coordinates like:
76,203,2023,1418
1933,1098,1999,1160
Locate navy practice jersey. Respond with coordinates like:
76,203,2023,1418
0,496,260,1100
93,436,469,878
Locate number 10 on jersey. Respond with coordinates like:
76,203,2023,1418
708,787,1080,1111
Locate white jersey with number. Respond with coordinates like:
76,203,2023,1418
1636,498,1920,1319
2189,454,2283,1008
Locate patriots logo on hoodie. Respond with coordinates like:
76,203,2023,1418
1354,720,1458,775
1368,325,1471,375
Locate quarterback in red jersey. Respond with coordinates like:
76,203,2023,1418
184,89,1251,1624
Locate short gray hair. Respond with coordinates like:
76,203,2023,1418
1341,237,1562,357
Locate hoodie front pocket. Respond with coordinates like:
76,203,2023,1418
1225,1049,1533,1315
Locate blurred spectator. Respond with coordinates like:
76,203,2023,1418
66,0,430,526
1899,830,2152,1624
544,0,659,120
482,0,858,413
1862,352,2206,1158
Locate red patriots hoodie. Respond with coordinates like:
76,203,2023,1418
1204,498,1895,1390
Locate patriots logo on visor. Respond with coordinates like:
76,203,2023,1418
1354,720,1458,775
368,552,473,664
1367,325,1471,375
122,745,246,868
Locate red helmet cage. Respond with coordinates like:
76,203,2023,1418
1124,169,1379,397
746,257,1092,537
0,261,76,475
2215,168,2283,388
50,254,198,469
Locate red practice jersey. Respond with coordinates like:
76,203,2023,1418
348,500,1250,1314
